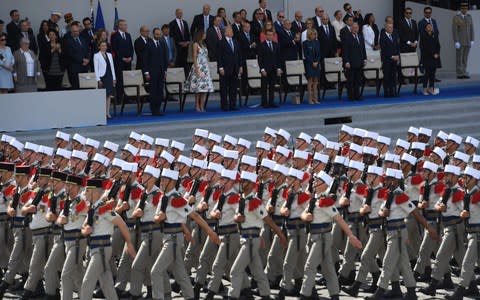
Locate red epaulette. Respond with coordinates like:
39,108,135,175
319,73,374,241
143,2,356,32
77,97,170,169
172,197,188,208
282,188,289,200
342,180,350,192
452,190,465,203
75,200,87,213
416,160,425,173
341,144,350,156
268,182,275,194
319,197,335,207
410,174,423,186
458,178,465,188
3,185,16,197
213,189,222,202
99,202,114,215
102,179,113,191
424,147,432,157
199,181,209,194
227,194,240,204
434,182,446,195
182,178,193,189
437,171,445,181
471,191,480,204
378,188,389,200
302,172,310,183
152,192,162,206
395,193,410,204
59,200,64,210
248,198,262,211
20,191,34,204
297,192,310,205
41,194,49,204
356,184,368,196
131,187,143,200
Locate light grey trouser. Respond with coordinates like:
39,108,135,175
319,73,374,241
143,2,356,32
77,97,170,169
265,233,286,281
4,227,32,284
24,233,52,291
114,227,137,291
280,228,307,290
406,214,423,261
300,232,338,296
338,220,367,277
459,232,480,288
355,228,385,284
80,246,118,300
44,234,65,295
184,224,206,274
110,227,123,277
208,232,241,293
195,232,219,284
431,222,466,280
61,238,87,300
456,46,471,76
259,223,272,265
414,220,440,274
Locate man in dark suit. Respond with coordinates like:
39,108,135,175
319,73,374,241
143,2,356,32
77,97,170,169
63,22,90,90
161,25,176,67
343,3,363,27
397,7,418,53
6,9,21,48
342,23,366,100
16,19,37,54
318,15,337,58
206,16,223,62
134,25,151,70
291,11,305,59
143,28,169,116
169,8,191,73
111,19,134,101
190,4,214,35
274,11,285,33
312,6,326,33
238,22,258,95
340,15,354,47
418,6,439,36
80,17,95,71
258,30,282,108
251,9,265,42
231,12,243,39
278,19,298,65
380,23,400,97
255,0,273,22
217,26,242,111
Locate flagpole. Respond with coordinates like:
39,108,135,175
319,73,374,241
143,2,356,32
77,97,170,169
90,0,94,27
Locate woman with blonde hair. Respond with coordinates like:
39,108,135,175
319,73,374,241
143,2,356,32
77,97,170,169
259,20,278,43
303,29,321,104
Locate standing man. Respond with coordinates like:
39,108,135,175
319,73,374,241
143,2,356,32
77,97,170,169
452,2,474,79
342,23,366,101
143,27,169,116
6,9,21,48
133,26,151,71
191,4,214,35
63,22,90,90
418,6,439,35
318,14,337,59
278,19,299,66
343,3,364,27
206,16,223,62
398,7,419,53
256,0,273,22
238,22,258,96
231,12,243,39
291,11,305,58
16,19,37,54
217,26,242,111
169,9,191,73
162,25,176,67
111,19,134,102
258,30,282,108
380,23,400,98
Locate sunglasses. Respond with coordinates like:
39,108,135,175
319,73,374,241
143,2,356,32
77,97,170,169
405,12,412,15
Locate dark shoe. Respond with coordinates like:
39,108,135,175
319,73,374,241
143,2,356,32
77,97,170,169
21,289,35,300
384,281,403,298
171,281,181,293
365,287,386,300
403,287,417,300
205,291,216,300
362,272,380,293
415,268,432,282
464,280,479,297
435,78,442,82
330,295,339,300
438,273,455,290
44,295,59,300
269,104,279,108
343,281,362,297
130,295,141,300
419,278,438,296
193,283,202,300
152,112,163,116
116,288,130,298
464,75,470,79
446,285,465,300
338,271,355,286
93,287,105,298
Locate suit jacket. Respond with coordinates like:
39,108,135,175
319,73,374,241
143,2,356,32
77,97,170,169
80,28,96,54
134,36,151,70
420,32,440,68
111,31,134,63
379,31,400,63
342,33,366,68
142,39,169,75
63,35,90,71
340,26,352,46
291,20,306,35
258,41,281,72
39,41,66,72
217,38,242,75
206,26,223,61
6,21,20,48
15,31,38,54
250,20,264,41
344,12,364,27
418,18,439,36
94,51,116,81
318,23,338,58
277,28,298,62
232,23,243,39
238,31,258,60
274,21,283,33
37,33,49,54
253,9,272,22
169,19,191,45
13,49,40,84
398,18,419,52
452,14,474,45
191,14,214,35
163,36,177,65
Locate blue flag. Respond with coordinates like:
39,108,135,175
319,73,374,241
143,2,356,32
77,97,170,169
113,6,119,31
95,0,105,30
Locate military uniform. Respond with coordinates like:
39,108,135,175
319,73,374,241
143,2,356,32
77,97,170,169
0,174,15,270
258,178,274,265
403,171,424,262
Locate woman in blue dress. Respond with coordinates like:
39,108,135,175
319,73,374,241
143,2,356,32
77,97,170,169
0,32,14,94
303,29,321,104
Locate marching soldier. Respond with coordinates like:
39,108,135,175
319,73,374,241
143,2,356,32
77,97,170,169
175,155,193,196
0,162,16,277
258,158,275,265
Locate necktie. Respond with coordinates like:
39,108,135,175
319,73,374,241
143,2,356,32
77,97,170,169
23,32,28,39
297,21,301,30
89,30,93,36
325,25,329,35
426,19,431,24
75,37,81,45
287,30,291,37
246,32,250,42
355,34,359,44
155,40,158,48
121,32,126,40
228,39,234,51
179,20,184,35
268,41,273,52
388,33,392,42
408,19,412,28
216,27,222,40
204,16,209,32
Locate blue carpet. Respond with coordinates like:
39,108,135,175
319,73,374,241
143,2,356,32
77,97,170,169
107,83,480,127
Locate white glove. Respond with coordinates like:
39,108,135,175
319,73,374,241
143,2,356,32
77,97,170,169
455,42,461,49
471,41,475,47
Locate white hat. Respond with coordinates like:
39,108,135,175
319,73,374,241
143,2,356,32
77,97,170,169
50,10,62,17
384,153,400,164
221,169,237,180
208,133,222,144
260,158,276,170
92,153,109,166
144,165,160,178
24,142,39,152
464,166,480,180
436,130,448,141
313,153,329,164
385,168,402,179
444,164,461,176
367,165,383,176
223,150,239,160
333,156,347,165
129,131,142,141
353,128,367,137
419,127,432,137
313,134,328,145
71,150,88,161
256,141,271,151
154,138,170,147
123,144,138,156
240,155,257,166
264,127,277,137
85,138,100,149
240,171,257,183
340,125,354,135
0,134,14,143
161,169,179,180
273,164,289,176
408,126,419,136
103,141,119,153
348,160,365,171
37,145,54,156
293,150,309,160
453,151,469,163
121,162,137,173
275,145,291,158
349,143,363,154
297,132,312,144
207,162,224,174
395,138,410,150
194,128,209,138
315,170,333,186
140,134,154,145
237,138,251,149
401,153,417,166
364,131,379,140
377,135,391,145
447,133,462,145
177,155,192,167
363,146,378,156
212,145,225,156
465,136,479,148
473,155,480,164
9,139,24,152
56,148,71,159
326,141,340,150
288,168,304,180
159,150,175,164
139,149,155,158
192,144,208,157
431,147,446,160
224,135,238,146
422,161,438,173
277,129,291,141
55,131,70,142
72,133,86,145
170,140,185,151
411,142,426,151
111,158,125,169
192,158,207,169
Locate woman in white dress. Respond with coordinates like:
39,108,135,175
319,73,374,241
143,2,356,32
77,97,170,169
184,30,214,112
0,32,14,93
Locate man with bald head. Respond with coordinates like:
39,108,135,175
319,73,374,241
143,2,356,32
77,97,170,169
191,4,214,35
291,11,305,58
169,9,191,72
312,6,326,33
134,25,151,70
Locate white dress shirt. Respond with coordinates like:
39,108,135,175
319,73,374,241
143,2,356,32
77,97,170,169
22,49,35,77
331,19,346,42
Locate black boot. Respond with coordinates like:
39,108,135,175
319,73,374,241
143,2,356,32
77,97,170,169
419,278,438,296
439,272,455,290
92,287,105,298
130,295,141,300
299,295,310,300
464,280,479,297
193,283,202,300
294,278,303,293
415,266,432,282
171,281,180,293
338,274,353,286
403,287,417,300
330,294,339,300
362,272,380,293
342,281,361,297
20,289,35,300
205,291,215,300
142,285,152,299
384,281,403,298
365,287,386,300
446,285,465,300
0,281,9,298
44,295,58,300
